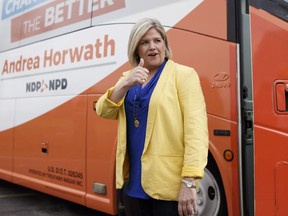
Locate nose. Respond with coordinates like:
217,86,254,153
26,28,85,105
149,41,156,49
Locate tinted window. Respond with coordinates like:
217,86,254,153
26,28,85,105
251,0,288,22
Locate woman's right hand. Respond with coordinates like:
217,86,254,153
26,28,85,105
108,58,149,103
126,58,149,87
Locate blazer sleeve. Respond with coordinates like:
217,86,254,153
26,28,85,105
176,65,209,178
95,71,129,119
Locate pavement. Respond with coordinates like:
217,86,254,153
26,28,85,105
0,179,109,216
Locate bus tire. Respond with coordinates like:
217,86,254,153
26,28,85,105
197,155,228,216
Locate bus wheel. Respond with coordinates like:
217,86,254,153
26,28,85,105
196,163,228,215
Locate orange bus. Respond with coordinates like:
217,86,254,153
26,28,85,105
0,0,287,215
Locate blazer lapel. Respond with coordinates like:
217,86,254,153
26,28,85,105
142,59,176,153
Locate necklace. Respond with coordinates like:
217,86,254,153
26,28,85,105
133,87,140,127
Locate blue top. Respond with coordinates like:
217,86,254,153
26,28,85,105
124,60,167,199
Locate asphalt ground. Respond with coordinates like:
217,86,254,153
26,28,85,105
0,179,110,216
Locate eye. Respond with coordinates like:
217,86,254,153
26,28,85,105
139,40,148,45
155,38,162,43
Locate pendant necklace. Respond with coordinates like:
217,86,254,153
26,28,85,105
133,87,140,128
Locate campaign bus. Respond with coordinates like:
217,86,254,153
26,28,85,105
0,0,288,215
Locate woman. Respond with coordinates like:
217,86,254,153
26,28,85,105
96,18,208,216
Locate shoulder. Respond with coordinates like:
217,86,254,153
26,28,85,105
167,59,199,80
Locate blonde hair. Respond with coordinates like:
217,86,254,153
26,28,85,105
127,18,172,67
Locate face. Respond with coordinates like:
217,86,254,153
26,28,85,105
137,28,166,72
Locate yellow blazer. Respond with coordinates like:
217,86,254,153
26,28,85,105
96,59,208,200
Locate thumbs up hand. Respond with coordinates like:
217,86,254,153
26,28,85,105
138,58,144,67
127,58,149,87
107,58,149,103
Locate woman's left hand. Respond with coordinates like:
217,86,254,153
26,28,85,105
178,183,198,216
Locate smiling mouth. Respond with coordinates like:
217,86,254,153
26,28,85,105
148,53,158,56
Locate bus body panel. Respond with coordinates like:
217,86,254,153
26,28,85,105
0,129,13,181
13,95,88,205
173,0,228,41
251,7,288,216
208,116,240,216
0,0,229,52
0,98,15,181
86,95,118,215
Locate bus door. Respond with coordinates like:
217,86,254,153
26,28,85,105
250,1,288,215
